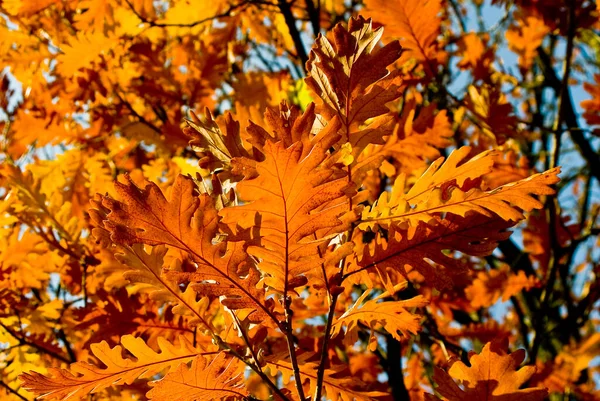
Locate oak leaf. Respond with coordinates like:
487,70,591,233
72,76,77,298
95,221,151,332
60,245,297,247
363,0,441,68
56,31,115,77
220,135,352,295
305,16,404,152
506,16,550,71
465,85,518,145
3,0,58,16
349,214,514,289
147,353,247,401
353,103,453,184
331,290,428,350
93,174,276,325
361,147,560,228
426,340,548,400
19,335,206,400
466,265,540,309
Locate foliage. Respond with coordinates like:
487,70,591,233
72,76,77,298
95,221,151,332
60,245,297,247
0,0,599,400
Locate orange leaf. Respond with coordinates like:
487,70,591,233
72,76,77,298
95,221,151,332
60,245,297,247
465,265,540,309
332,290,428,350
20,335,205,400
220,133,352,294
349,214,514,289
363,0,441,68
94,175,276,325
427,339,548,400
147,353,247,401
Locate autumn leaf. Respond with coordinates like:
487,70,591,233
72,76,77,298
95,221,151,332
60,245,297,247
506,15,550,71
19,335,207,400
331,290,428,350
426,339,548,400
305,16,404,153
466,265,540,309
456,33,494,80
220,132,352,294
349,214,515,289
581,74,600,132
93,174,276,325
465,85,518,145
3,2,598,401
183,108,248,172
2,0,59,16
352,103,453,184
83,234,211,327
361,147,560,229
147,353,247,401
56,31,115,77
363,0,441,69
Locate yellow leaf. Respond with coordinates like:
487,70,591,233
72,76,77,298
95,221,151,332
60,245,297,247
56,31,115,77
3,0,58,16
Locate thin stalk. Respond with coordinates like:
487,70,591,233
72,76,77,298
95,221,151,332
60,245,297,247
231,312,291,401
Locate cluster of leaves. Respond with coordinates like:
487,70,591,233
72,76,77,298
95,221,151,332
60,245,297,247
1,0,600,400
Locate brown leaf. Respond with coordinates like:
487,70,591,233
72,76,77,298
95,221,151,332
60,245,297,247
305,16,404,152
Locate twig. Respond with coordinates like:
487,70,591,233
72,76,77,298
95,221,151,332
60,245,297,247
448,0,466,34
0,322,70,364
57,329,77,363
282,296,306,401
510,296,531,351
113,90,162,135
0,381,28,401
313,291,338,401
230,312,290,401
537,50,600,182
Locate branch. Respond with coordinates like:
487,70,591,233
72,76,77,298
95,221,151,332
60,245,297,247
113,90,162,135
537,48,600,182
278,0,309,72
313,290,338,401
385,336,410,401
530,0,578,362
304,0,321,37
282,296,306,401
448,0,466,34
